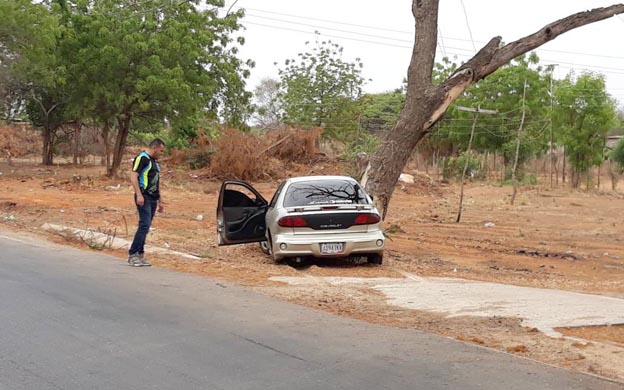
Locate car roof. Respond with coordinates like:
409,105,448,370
285,175,358,184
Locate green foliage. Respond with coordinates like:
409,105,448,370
130,118,221,150
0,0,73,163
432,57,458,86
66,0,252,130
0,0,253,168
277,37,366,141
432,54,551,166
554,73,617,179
360,90,405,134
0,0,61,88
442,152,483,181
499,174,539,186
610,138,624,174
343,131,381,161
252,77,282,129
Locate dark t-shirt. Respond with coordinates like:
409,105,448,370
132,151,160,198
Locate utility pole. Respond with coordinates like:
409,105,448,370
548,64,558,189
511,80,528,205
455,106,498,223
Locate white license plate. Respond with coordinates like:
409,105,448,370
321,242,344,255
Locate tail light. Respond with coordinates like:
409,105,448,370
354,213,381,225
278,216,309,227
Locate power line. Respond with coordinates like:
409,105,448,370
245,14,414,44
238,5,412,35
458,0,477,53
438,26,448,58
232,5,624,61
245,21,624,79
244,21,415,50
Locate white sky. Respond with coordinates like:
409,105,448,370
225,0,624,107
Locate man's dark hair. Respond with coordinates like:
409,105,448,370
149,138,166,148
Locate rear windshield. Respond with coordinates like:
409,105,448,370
283,179,369,207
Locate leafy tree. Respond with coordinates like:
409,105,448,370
609,137,624,190
362,1,624,218
64,0,252,176
252,77,282,130
418,54,553,182
554,72,617,187
360,90,405,135
0,0,71,164
277,37,366,141
610,107,624,135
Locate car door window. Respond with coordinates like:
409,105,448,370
222,184,264,208
269,181,286,209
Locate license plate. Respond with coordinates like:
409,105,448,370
321,242,344,255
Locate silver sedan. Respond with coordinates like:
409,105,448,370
217,176,385,265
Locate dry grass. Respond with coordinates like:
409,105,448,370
265,127,323,163
0,124,41,161
168,127,325,181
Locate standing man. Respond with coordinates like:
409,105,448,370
128,138,166,267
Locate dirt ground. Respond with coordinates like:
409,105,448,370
1,158,623,383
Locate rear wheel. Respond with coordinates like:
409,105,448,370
284,256,310,268
367,253,383,265
259,241,270,255
266,232,279,263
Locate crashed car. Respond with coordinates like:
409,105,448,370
216,176,385,265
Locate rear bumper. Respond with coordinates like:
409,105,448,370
271,230,385,261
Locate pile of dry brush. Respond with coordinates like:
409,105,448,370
169,127,326,181
0,125,42,164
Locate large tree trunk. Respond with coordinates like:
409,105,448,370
101,120,112,169
362,1,624,218
72,122,81,165
108,116,130,177
33,97,60,166
42,127,54,165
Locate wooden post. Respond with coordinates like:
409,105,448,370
455,106,498,223
511,80,528,205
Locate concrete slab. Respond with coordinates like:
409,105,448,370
41,223,201,260
271,275,624,337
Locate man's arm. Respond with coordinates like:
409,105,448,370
157,194,164,213
129,171,144,206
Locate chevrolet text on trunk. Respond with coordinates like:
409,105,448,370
216,176,385,266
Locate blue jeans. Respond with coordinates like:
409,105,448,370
129,192,158,256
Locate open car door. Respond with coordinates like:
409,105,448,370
217,181,268,246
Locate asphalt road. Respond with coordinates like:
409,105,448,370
0,230,621,390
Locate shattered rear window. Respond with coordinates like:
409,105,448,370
283,179,369,207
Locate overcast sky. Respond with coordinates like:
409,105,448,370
224,0,624,107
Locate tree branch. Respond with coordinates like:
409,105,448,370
457,4,624,82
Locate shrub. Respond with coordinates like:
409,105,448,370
0,125,41,161
442,152,483,181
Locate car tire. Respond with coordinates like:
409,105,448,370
367,253,383,265
266,232,279,263
284,256,310,268
259,241,270,256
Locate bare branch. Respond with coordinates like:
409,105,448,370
458,4,624,82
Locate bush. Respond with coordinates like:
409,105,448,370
499,175,539,186
166,128,215,169
343,132,381,161
0,125,42,160
442,153,483,181
208,129,268,180
266,127,322,163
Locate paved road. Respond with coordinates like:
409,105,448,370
0,230,621,390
